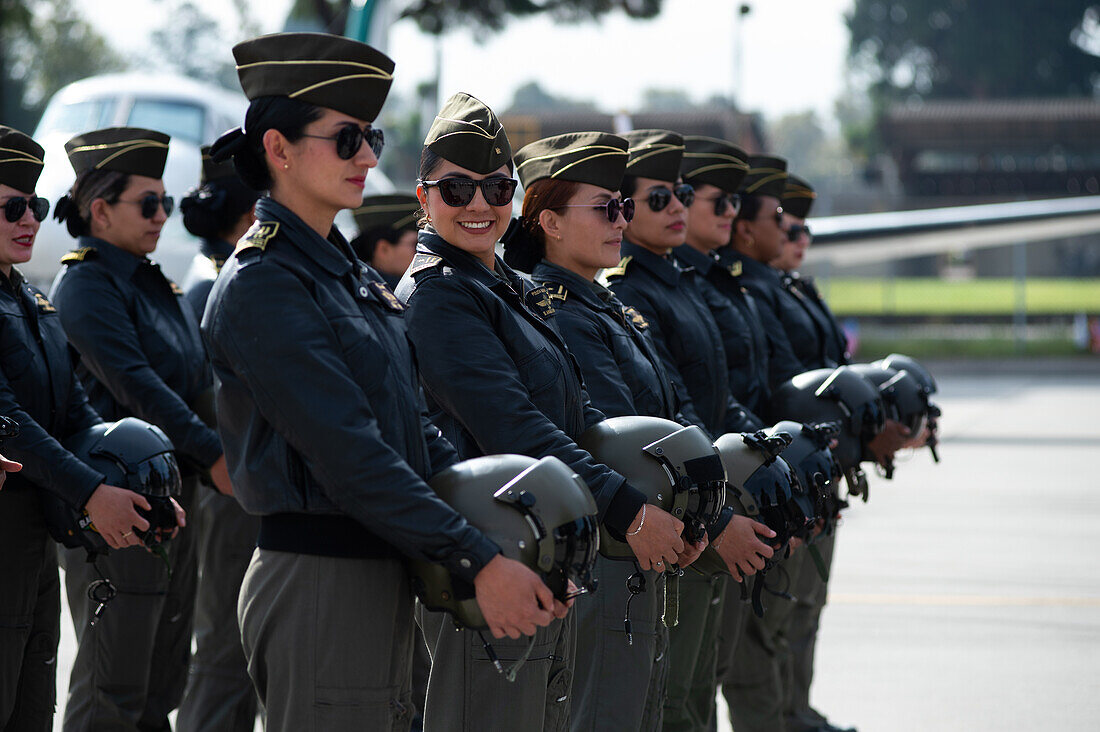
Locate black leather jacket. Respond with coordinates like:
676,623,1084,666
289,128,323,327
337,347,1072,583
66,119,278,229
50,236,221,470
183,238,234,320
201,199,496,580
396,232,645,538
779,271,850,369
672,244,782,421
531,260,684,422
603,241,759,439
0,269,104,506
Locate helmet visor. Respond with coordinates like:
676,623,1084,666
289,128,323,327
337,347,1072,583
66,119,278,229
131,452,182,497
551,515,599,599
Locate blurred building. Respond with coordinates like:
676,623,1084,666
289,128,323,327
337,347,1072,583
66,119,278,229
880,98,1100,203
500,105,766,156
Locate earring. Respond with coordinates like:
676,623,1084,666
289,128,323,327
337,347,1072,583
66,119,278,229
283,163,289,170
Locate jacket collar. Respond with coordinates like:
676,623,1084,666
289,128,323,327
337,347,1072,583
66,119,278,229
671,243,718,277
417,229,526,294
532,260,613,310
254,197,355,278
717,246,781,286
79,235,146,280
619,239,687,287
200,237,235,267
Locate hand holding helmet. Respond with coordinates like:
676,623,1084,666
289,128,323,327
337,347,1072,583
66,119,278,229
473,554,558,640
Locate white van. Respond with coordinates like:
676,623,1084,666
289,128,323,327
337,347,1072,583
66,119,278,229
29,72,393,287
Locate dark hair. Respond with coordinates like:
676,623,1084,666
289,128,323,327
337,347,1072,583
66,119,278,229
350,225,408,263
53,169,130,238
504,178,581,273
180,175,259,241
229,96,323,191
734,194,765,224
620,175,638,199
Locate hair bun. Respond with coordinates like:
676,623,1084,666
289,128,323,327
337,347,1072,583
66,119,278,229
210,127,248,162
501,217,541,274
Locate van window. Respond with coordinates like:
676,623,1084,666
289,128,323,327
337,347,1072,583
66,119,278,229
37,99,118,137
128,99,205,146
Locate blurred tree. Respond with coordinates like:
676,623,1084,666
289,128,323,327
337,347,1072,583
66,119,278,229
769,111,826,170
148,0,259,89
848,0,1100,101
1,0,126,130
507,81,596,112
287,0,664,35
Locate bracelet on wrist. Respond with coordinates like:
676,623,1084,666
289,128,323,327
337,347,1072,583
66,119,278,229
626,503,646,536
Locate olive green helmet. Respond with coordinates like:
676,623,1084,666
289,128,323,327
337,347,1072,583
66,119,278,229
577,416,726,560
691,430,800,577
409,454,599,630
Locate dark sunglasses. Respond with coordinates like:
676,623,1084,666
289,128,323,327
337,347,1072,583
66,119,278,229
420,177,518,207
555,197,635,223
3,195,50,223
787,223,812,241
303,124,385,160
119,194,174,219
697,192,741,217
646,183,695,212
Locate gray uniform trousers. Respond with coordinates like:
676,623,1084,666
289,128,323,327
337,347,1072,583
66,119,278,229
571,556,667,732
711,580,749,731
0,488,60,732
61,475,199,732
238,549,417,732
782,531,837,732
417,604,575,732
177,488,261,732
719,550,805,732
662,571,727,732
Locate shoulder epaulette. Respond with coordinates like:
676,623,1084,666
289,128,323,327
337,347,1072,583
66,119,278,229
33,292,56,313
599,255,633,283
545,283,568,304
234,221,280,255
60,247,97,265
408,252,444,277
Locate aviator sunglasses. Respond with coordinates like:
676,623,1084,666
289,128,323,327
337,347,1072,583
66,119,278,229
302,123,385,160
787,223,812,242
696,191,741,217
555,197,635,223
645,183,695,212
3,195,50,223
118,194,174,219
420,177,519,207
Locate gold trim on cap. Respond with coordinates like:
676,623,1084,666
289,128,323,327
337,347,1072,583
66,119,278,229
785,185,817,199
551,150,629,179
686,162,749,177
682,151,749,169
743,168,787,194
516,144,627,169
431,113,502,141
68,139,170,170
626,143,684,168
236,58,393,80
290,73,393,99
0,145,44,165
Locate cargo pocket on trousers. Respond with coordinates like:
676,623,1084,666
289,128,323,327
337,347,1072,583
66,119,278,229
544,666,573,732
314,685,410,731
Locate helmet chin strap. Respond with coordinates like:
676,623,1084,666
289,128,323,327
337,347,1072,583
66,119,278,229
475,629,538,683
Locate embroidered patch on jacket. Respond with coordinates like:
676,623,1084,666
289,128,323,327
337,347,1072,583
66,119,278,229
728,260,743,277
60,247,97,264
369,281,406,312
34,292,57,313
623,305,648,329
236,221,280,252
545,284,568,304
409,253,443,276
526,285,556,317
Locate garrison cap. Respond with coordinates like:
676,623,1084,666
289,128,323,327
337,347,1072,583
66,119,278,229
0,125,45,193
425,92,512,174
738,154,788,199
64,127,170,178
680,136,749,194
199,145,238,185
623,129,684,184
782,174,816,218
353,194,421,233
514,132,629,191
233,32,394,123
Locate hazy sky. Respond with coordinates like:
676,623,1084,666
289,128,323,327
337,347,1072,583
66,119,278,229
80,0,855,124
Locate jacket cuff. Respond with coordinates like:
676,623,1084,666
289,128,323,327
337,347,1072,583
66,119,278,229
445,535,501,586
706,505,735,541
601,480,646,541
191,427,223,469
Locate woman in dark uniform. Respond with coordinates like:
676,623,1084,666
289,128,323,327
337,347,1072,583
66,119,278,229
350,193,420,289
48,125,228,731
179,145,258,319
0,126,153,731
396,97,693,732
201,34,553,732
175,147,260,732
506,132,773,732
